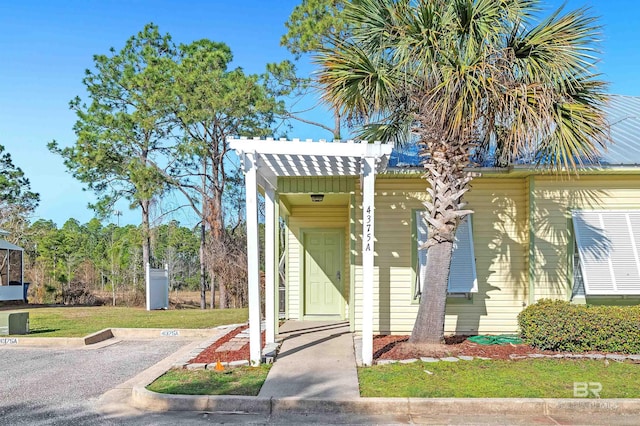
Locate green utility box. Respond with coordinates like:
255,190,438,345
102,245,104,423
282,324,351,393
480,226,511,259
0,311,29,335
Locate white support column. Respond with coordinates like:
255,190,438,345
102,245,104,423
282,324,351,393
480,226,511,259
361,156,376,366
244,152,262,366
274,193,281,336
264,187,276,344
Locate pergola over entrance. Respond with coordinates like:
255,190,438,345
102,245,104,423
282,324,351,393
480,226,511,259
229,137,393,366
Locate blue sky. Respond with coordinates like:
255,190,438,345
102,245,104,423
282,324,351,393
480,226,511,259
1,0,639,228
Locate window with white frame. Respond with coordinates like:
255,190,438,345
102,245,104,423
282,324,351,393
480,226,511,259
414,211,478,300
572,210,640,296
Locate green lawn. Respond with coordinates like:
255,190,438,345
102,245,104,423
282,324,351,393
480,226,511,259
359,359,640,398
11,306,247,337
147,366,271,396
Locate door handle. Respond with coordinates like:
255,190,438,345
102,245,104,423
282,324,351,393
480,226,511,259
336,271,341,281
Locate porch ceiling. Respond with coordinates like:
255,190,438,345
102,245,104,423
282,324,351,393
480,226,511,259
229,137,393,189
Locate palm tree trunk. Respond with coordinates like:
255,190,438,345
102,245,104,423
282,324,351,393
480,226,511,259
333,109,341,140
410,240,454,344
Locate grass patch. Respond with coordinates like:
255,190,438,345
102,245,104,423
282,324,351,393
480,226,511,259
359,359,640,398
147,366,271,396
12,306,247,337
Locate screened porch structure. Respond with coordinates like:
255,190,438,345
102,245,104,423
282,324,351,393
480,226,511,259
0,229,26,302
230,137,393,366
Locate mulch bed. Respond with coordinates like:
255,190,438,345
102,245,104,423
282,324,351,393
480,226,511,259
374,335,558,361
189,325,265,364
190,328,621,365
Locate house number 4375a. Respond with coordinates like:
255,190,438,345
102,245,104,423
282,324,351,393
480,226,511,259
365,205,372,252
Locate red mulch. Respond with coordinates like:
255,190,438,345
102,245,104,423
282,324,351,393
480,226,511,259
189,325,265,364
191,328,621,365
374,335,558,361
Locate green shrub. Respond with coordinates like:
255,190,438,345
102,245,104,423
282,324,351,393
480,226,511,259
518,299,640,353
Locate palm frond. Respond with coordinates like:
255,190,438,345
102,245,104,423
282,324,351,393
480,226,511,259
536,75,609,169
511,6,601,85
356,104,414,145
314,40,398,121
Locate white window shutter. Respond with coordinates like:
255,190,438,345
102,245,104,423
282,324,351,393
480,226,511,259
416,212,477,294
415,211,429,295
448,218,478,293
572,210,640,295
571,240,586,299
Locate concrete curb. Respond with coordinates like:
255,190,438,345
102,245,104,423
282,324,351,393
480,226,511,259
407,398,640,416
0,336,87,347
130,389,640,416
84,328,114,345
0,327,225,348
131,386,271,413
110,328,224,340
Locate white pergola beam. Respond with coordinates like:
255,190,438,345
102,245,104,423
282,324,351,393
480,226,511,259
256,163,277,190
244,152,262,366
361,156,376,366
230,137,391,162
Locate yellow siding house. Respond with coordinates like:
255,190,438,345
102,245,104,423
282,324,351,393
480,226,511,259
230,94,640,366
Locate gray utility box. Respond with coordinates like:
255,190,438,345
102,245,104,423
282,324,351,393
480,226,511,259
0,311,29,335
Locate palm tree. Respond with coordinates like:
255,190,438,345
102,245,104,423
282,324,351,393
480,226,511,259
316,0,609,344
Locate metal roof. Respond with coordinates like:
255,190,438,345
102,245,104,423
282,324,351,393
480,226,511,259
600,95,640,166
388,94,640,169
0,239,23,251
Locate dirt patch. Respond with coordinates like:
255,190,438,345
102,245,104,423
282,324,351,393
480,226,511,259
374,335,558,361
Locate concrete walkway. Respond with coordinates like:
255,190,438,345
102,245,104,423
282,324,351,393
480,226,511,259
258,321,359,399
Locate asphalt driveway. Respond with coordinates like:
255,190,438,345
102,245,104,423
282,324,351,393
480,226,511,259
0,340,186,425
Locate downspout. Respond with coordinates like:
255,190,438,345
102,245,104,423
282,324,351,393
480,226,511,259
528,175,536,306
